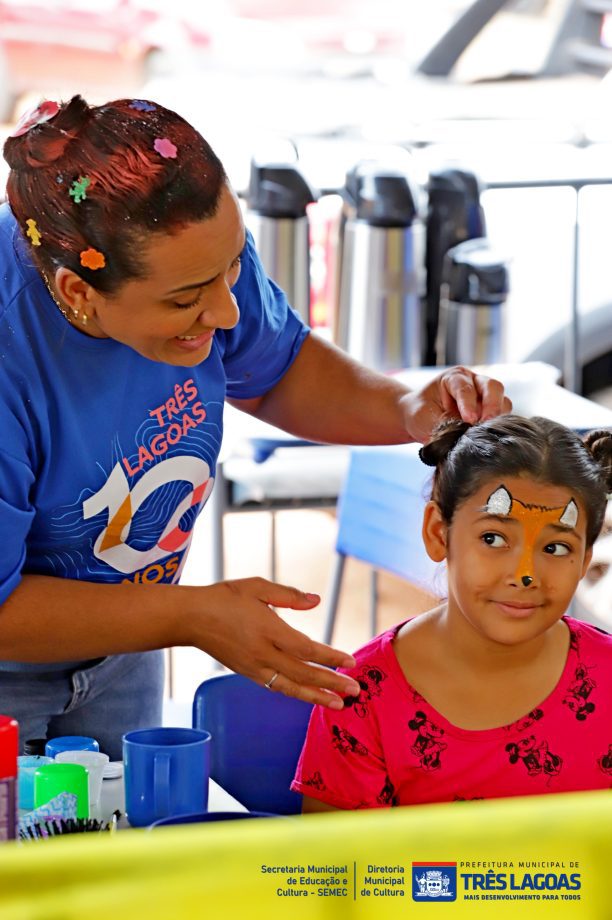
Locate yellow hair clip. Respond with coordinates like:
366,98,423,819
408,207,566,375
25,218,42,246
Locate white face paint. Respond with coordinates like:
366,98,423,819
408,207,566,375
560,500,579,528
484,486,512,516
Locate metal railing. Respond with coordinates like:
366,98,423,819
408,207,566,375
486,174,612,392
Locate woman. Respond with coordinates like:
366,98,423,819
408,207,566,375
0,95,510,758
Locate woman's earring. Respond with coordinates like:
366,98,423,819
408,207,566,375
81,313,88,326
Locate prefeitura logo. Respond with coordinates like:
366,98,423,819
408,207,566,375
412,863,457,902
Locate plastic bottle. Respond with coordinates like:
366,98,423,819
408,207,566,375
0,715,18,841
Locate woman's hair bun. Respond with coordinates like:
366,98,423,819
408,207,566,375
418,418,471,468
3,95,90,170
583,428,612,493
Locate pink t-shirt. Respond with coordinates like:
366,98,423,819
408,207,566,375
292,617,612,809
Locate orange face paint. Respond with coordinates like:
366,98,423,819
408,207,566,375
484,486,578,585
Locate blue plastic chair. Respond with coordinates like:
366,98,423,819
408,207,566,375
322,442,443,644
192,673,313,815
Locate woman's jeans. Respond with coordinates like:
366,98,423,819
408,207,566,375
0,650,164,762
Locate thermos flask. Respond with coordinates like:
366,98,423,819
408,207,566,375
336,161,426,371
437,238,509,366
245,158,316,325
424,168,486,364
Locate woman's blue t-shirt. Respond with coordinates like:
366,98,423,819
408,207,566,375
0,204,308,667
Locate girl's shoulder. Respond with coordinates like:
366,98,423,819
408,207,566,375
565,615,612,659
348,621,407,669
339,611,443,701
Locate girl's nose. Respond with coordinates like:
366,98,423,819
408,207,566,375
508,569,537,588
508,569,538,588
513,541,538,588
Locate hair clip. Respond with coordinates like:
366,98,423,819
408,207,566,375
10,100,60,138
80,248,106,270
25,219,42,246
153,138,177,159
69,177,91,204
130,100,156,112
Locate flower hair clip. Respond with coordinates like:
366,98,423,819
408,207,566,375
10,100,60,138
154,137,177,159
130,100,156,112
80,248,106,270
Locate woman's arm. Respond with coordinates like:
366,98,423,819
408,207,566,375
0,574,361,707
229,333,510,445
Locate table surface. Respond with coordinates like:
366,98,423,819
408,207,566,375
98,770,247,828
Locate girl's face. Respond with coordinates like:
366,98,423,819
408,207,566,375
422,474,593,646
57,183,245,366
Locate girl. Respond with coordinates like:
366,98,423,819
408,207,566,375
292,415,612,810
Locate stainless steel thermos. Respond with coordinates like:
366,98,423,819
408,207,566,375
336,161,426,371
437,238,509,366
245,159,316,325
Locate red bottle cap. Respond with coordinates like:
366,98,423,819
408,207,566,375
0,715,18,779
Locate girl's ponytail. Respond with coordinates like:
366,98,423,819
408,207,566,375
583,429,612,494
418,418,471,468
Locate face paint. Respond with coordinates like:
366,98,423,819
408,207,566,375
483,485,579,586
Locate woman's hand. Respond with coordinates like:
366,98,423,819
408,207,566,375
188,577,361,708
400,365,512,444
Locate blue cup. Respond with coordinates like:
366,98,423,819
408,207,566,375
45,736,99,758
123,727,211,828
17,755,53,811
150,811,277,828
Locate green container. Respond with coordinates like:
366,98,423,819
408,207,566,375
34,762,89,819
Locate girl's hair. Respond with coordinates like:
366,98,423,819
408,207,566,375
419,415,612,547
3,95,227,294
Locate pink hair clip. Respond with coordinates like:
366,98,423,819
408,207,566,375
80,248,106,270
10,100,60,138
153,138,177,159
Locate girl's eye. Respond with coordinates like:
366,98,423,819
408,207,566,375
482,532,506,548
173,289,203,310
543,543,570,556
